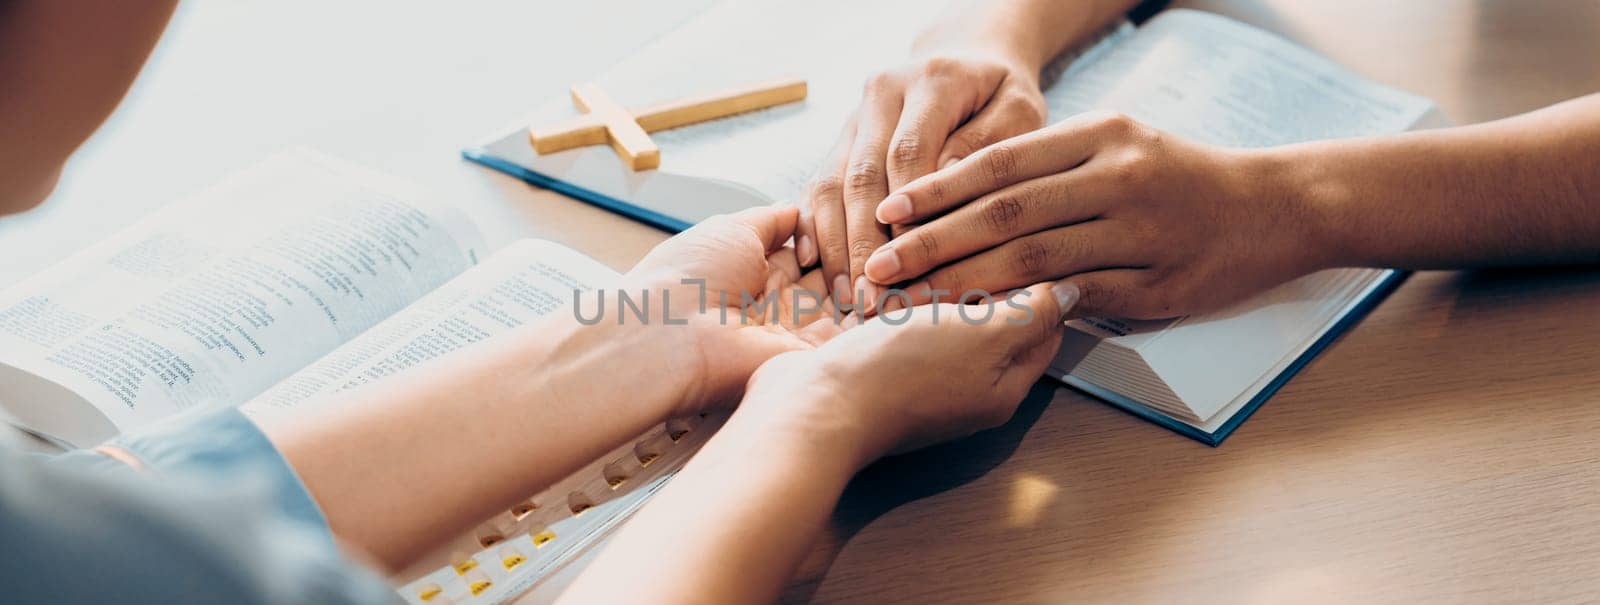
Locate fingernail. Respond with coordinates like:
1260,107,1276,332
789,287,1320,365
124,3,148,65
796,234,817,266
855,276,878,313
1051,282,1080,319
941,157,960,170
833,274,852,305
876,193,913,224
863,246,902,282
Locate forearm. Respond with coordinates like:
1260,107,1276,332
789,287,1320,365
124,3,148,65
914,0,1142,71
264,316,699,571
558,396,865,604
1274,94,1600,270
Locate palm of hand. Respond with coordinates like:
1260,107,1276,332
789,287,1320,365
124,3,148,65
629,209,850,409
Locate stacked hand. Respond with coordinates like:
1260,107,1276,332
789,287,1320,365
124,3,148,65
858,111,1321,320
797,50,1051,311
623,203,1077,458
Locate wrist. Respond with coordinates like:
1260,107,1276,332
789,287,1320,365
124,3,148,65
534,308,701,425
1240,145,1355,273
737,357,887,473
911,19,1049,76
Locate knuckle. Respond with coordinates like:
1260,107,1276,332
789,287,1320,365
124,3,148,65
910,230,941,264
888,134,927,167
944,129,982,159
863,71,899,96
1011,238,1055,279
920,176,949,208
1002,95,1046,126
818,234,850,262
844,160,886,190
978,195,1027,234
807,175,844,202
1079,279,1125,315
847,237,880,261
980,143,1019,186
1090,110,1138,137
1104,155,1145,186
918,56,961,78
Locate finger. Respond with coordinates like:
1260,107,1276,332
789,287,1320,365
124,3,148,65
865,170,1105,284
794,267,830,304
724,204,800,254
878,111,1131,225
794,197,818,268
935,90,1047,170
903,222,1151,305
991,282,1075,391
885,78,969,193
809,117,856,304
843,74,903,311
1060,268,1152,320
781,270,839,331
992,281,1074,341
764,246,803,289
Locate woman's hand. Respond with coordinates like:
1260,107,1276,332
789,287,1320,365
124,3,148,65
863,111,1325,320
622,205,848,415
739,281,1077,467
799,50,1049,312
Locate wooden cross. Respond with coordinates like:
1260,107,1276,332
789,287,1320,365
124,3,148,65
528,77,807,171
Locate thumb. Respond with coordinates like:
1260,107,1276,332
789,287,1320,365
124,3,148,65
724,204,801,253
995,281,1079,351
936,101,1043,170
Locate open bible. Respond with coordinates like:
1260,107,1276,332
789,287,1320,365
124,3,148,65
468,3,1443,446
0,150,721,604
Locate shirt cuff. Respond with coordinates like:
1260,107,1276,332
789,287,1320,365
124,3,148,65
93,407,332,543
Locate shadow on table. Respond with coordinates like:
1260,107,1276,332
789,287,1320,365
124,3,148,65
779,380,1057,603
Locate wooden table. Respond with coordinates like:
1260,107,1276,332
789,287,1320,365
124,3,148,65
788,2,1600,603
4,1,1597,602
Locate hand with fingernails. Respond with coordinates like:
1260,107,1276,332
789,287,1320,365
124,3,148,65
860,111,1320,320
793,46,1052,314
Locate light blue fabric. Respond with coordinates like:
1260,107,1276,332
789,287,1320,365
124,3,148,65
1,407,403,604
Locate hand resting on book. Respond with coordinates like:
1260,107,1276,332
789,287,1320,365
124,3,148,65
862,110,1313,319
862,91,1600,321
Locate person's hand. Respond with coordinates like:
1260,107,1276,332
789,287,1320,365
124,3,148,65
738,281,1077,467
621,205,848,415
798,50,1049,313
862,111,1323,320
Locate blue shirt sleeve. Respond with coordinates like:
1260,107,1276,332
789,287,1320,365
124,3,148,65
2,407,404,605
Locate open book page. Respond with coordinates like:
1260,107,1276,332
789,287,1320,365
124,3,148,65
240,239,618,419
1045,10,1435,422
478,0,1129,224
235,239,729,605
1045,9,1434,146
0,150,485,445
